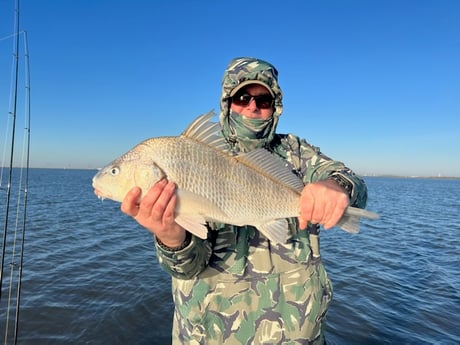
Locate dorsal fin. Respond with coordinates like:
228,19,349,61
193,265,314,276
181,111,304,193
237,149,305,193
181,111,229,151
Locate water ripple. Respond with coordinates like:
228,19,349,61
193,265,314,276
2,171,459,344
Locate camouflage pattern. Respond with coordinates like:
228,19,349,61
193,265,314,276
220,57,283,154
169,227,331,345
220,57,283,119
154,57,368,344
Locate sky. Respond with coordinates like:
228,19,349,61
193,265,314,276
0,0,459,177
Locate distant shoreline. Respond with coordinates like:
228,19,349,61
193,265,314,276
5,166,459,180
361,174,460,180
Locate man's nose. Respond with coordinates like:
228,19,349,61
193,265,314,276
247,97,259,110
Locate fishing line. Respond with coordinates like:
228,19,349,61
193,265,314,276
0,34,19,188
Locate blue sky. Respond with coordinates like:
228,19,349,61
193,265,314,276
1,0,459,177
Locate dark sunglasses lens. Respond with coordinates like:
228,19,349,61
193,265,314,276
255,96,273,109
232,94,273,109
232,94,252,106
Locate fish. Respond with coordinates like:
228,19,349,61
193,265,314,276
92,111,379,243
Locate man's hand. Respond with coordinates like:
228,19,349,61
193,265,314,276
298,179,350,230
121,179,187,247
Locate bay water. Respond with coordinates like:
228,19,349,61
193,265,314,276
0,169,459,344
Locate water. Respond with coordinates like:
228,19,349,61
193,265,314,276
322,177,460,344
0,169,459,344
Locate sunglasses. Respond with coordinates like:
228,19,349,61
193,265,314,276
231,93,274,109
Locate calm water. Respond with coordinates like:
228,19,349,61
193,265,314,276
0,169,459,344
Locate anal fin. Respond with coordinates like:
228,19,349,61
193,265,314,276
257,219,290,244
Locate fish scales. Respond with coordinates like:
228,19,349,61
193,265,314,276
143,135,300,224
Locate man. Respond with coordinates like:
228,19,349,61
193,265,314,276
122,57,368,344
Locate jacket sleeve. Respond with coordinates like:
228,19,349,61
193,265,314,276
299,137,368,208
155,234,212,279
281,134,368,208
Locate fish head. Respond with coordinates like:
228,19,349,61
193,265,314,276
92,143,165,203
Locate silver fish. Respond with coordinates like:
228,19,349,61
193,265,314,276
92,111,379,243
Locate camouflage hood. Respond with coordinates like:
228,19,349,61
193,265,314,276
220,57,283,152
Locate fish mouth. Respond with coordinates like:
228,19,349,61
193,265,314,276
92,178,111,200
93,188,109,201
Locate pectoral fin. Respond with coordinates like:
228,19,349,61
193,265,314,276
176,189,228,219
175,214,208,239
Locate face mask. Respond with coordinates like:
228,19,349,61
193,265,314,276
223,110,276,153
228,110,273,140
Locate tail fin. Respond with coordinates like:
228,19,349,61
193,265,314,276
337,207,380,233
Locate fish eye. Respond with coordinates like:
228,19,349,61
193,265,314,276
110,167,120,176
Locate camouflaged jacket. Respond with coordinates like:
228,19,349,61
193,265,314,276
155,132,368,345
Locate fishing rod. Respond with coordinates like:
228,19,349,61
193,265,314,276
1,0,21,299
0,0,32,343
11,27,30,345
